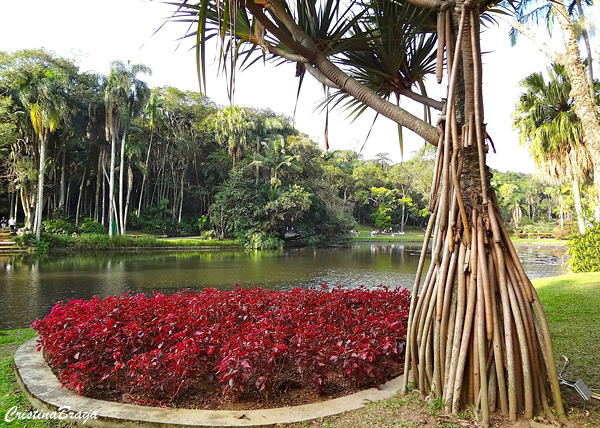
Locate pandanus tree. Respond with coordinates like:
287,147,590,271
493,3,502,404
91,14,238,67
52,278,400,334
167,0,567,425
513,63,594,234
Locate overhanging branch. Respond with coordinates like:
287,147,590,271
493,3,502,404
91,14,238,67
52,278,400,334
400,88,445,111
256,0,439,145
501,16,563,63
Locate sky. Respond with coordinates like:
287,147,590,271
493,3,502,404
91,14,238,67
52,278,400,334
0,0,573,173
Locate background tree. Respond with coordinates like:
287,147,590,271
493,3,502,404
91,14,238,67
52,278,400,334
513,64,594,233
214,105,254,167
104,61,151,235
507,0,600,216
0,50,77,237
138,92,164,214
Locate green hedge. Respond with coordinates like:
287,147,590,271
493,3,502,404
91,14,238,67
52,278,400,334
567,224,600,273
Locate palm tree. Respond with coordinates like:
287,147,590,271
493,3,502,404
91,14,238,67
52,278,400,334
252,137,303,196
104,60,151,236
513,64,593,233
507,0,600,204
138,93,164,214
164,0,568,424
509,0,595,89
374,152,392,171
214,105,254,167
19,67,72,240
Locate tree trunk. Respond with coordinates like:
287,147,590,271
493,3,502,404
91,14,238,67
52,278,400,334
560,195,564,229
65,180,71,217
75,168,86,227
594,164,600,222
95,150,102,222
101,162,106,227
109,129,117,237
12,190,19,223
400,6,566,427
124,164,133,235
574,0,594,93
178,173,184,223
20,187,33,230
9,191,15,221
401,204,406,233
118,127,128,235
34,131,47,240
59,145,66,210
573,177,586,234
512,202,522,229
137,131,153,215
553,0,600,168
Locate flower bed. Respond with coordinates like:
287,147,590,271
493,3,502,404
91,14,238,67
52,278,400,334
32,286,410,407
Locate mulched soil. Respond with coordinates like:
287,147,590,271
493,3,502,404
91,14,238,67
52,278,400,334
79,363,404,411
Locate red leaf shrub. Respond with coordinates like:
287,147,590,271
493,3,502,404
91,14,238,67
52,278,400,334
32,286,410,404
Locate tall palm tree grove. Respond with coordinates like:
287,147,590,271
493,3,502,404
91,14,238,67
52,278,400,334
165,0,568,425
104,60,151,236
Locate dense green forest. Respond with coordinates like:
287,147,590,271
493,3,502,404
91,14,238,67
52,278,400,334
0,50,593,248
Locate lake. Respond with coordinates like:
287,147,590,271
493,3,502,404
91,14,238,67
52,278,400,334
0,242,568,329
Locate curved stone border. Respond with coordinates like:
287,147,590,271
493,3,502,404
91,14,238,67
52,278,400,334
15,338,405,427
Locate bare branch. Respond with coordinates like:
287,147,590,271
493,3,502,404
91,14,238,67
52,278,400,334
402,0,442,9
304,64,339,88
399,88,445,111
501,16,563,63
265,45,308,63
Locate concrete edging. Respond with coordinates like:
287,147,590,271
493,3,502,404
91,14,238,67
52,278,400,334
14,338,405,427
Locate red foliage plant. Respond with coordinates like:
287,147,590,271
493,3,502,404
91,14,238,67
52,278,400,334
32,286,410,405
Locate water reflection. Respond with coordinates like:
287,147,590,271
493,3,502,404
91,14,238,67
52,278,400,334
0,242,566,329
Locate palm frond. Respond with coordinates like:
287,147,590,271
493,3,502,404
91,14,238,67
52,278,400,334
513,63,592,183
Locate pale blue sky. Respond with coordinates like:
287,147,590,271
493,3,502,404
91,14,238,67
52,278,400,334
2,0,575,173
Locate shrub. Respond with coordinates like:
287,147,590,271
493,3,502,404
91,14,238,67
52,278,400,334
78,219,107,235
76,235,161,248
32,286,410,405
240,229,284,250
552,221,579,240
41,218,75,235
12,233,36,248
13,232,73,250
200,229,215,240
130,212,198,237
567,223,600,273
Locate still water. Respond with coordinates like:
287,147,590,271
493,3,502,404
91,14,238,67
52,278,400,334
0,242,567,329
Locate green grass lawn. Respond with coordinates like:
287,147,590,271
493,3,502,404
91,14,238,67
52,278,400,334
533,272,600,389
0,329,73,427
510,237,568,246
